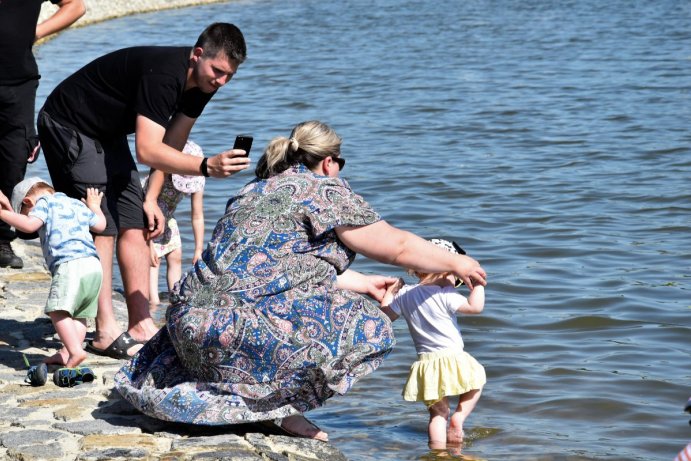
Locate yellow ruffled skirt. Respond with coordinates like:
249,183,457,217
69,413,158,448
403,348,486,406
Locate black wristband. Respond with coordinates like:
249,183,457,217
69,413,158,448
200,157,210,177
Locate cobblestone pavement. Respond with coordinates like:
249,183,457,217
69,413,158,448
0,241,347,461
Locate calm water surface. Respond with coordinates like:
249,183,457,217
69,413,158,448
32,0,690,459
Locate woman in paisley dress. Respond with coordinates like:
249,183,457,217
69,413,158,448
114,120,487,441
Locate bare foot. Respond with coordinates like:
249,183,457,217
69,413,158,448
44,347,87,368
64,348,88,368
447,413,465,446
44,348,69,366
128,319,160,344
278,415,329,442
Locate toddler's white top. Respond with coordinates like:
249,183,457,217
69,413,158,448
390,284,467,354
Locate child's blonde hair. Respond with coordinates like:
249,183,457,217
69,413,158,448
27,182,55,197
11,177,54,214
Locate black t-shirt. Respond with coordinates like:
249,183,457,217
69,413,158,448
43,46,215,139
0,0,57,85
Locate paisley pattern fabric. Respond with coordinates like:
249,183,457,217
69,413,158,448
115,164,396,425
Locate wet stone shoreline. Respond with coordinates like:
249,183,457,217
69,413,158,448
0,240,348,461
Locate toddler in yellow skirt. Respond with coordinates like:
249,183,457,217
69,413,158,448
380,238,486,450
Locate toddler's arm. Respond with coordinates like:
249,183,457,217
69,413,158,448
379,278,404,321
0,191,44,233
82,188,107,233
148,240,160,268
455,284,485,314
190,190,205,263
0,209,43,234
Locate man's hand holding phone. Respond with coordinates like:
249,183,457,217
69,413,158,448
232,135,253,157
205,135,253,178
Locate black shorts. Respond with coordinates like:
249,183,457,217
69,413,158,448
0,80,40,241
37,110,146,236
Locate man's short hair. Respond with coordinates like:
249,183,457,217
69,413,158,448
195,23,247,63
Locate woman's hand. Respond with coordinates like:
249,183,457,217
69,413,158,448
454,254,487,290
380,277,404,307
362,274,400,303
336,269,399,302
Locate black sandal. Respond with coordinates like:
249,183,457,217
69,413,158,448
85,332,145,360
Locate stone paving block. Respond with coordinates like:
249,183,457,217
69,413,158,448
19,391,92,406
244,432,275,453
79,433,166,458
8,443,66,461
9,418,55,429
190,450,264,460
54,398,102,421
0,429,63,448
270,436,349,461
54,417,143,436
77,447,149,461
172,433,253,450
263,452,291,461
2,406,37,424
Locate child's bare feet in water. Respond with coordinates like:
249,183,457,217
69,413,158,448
44,347,87,368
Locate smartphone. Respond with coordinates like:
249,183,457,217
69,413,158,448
233,135,253,157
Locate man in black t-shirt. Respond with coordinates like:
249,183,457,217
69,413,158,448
0,0,85,269
37,23,250,359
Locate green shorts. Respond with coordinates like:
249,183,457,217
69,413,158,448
45,257,103,319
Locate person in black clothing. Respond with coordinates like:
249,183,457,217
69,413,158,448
37,22,251,359
0,0,85,269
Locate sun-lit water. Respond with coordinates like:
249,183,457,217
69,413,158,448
30,0,690,459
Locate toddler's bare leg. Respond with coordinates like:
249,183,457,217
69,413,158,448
165,247,182,293
428,398,450,450
47,311,88,367
149,263,161,306
448,388,482,445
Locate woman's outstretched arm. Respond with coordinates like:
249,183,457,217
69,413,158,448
335,220,487,289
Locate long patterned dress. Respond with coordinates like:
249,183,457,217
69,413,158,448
115,164,396,424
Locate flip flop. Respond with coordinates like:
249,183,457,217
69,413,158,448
24,363,48,387
272,415,329,442
85,332,145,360
53,366,96,388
